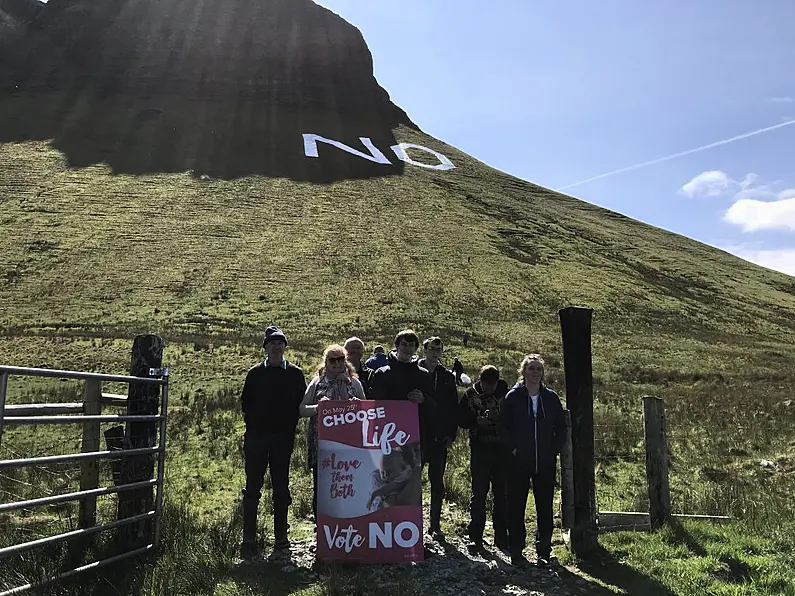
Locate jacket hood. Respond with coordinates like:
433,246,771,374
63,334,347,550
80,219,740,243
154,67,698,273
474,378,509,395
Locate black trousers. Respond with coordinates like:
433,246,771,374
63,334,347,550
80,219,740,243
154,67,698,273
423,441,448,530
506,458,556,558
242,431,295,516
468,444,507,543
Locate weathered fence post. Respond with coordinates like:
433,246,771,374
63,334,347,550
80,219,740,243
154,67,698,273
558,306,598,556
0,372,8,447
560,409,575,533
117,334,164,547
78,379,102,529
643,396,670,529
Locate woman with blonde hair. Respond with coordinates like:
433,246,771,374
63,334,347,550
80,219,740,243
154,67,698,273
299,344,366,517
497,353,565,567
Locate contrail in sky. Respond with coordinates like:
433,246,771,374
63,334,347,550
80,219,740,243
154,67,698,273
557,118,795,192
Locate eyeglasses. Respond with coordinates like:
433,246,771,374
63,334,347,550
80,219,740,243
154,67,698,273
327,356,346,364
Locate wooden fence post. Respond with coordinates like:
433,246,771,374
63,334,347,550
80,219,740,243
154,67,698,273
643,396,670,528
559,306,598,556
79,379,102,529
560,409,575,532
117,334,164,547
0,372,8,448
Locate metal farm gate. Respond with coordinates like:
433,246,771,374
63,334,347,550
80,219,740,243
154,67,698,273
0,365,170,596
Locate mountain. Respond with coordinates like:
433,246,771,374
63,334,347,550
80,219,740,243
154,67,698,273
0,0,414,181
0,0,42,40
1,0,794,389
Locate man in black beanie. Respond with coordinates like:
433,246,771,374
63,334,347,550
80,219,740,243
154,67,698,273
239,325,306,557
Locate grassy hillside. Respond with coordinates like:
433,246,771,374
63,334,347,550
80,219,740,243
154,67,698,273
3,124,795,595
2,0,795,593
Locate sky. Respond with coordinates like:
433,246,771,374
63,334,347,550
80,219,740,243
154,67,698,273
315,0,795,276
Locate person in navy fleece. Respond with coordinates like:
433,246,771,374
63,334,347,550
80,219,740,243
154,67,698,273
498,354,565,568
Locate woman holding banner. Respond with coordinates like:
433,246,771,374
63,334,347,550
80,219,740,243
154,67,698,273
300,344,366,518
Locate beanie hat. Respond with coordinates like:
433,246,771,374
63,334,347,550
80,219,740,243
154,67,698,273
263,325,287,347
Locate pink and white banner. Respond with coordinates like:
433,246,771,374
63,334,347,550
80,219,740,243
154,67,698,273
316,399,424,563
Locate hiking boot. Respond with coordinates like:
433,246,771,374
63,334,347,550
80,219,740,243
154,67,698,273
511,553,530,568
240,540,257,559
467,539,484,555
537,554,558,569
240,497,258,557
494,535,510,553
274,509,290,550
274,537,290,551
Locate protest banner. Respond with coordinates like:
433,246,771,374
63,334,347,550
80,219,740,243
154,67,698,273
316,399,423,563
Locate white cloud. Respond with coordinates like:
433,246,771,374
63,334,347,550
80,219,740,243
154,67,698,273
681,171,795,233
724,246,795,277
681,170,732,197
770,96,795,103
739,173,759,190
724,195,795,232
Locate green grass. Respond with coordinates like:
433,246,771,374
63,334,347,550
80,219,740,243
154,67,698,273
570,519,795,596
2,99,795,595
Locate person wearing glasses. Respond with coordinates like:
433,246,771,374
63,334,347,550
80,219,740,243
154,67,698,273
240,326,307,557
418,336,459,541
369,329,437,464
299,344,367,518
497,354,565,568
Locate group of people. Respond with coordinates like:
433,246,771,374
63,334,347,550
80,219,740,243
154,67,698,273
239,325,565,568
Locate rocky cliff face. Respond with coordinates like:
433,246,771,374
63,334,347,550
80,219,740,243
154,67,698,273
0,0,42,41
0,0,416,181
0,0,42,24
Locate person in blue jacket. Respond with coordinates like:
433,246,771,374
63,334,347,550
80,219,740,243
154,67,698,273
365,344,389,372
497,354,565,567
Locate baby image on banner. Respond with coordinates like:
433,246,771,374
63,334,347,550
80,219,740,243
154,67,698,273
316,400,423,563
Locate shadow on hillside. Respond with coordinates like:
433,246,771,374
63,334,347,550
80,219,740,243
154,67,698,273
0,92,407,183
0,0,416,183
572,544,676,595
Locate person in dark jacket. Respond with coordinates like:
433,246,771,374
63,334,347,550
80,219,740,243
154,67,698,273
365,345,389,372
239,325,307,557
344,336,373,395
459,365,509,553
369,329,437,460
497,354,565,567
418,336,459,541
